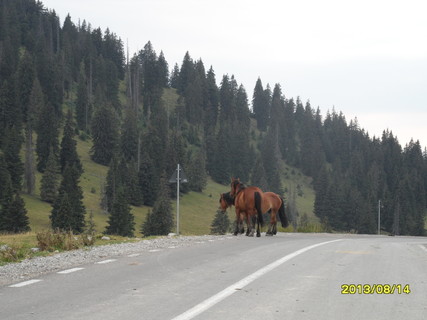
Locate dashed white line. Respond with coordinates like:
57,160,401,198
171,239,343,320
57,268,84,274
419,244,427,253
96,259,117,264
128,253,140,257
9,279,42,288
149,249,161,252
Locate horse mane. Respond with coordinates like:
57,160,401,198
232,179,246,194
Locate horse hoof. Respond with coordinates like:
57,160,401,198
256,233,261,237
265,233,273,236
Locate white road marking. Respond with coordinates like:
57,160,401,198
57,268,84,274
171,239,343,320
418,244,427,253
128,253,140,257
9,279,42,288
96,259,117,264
149,249,161,252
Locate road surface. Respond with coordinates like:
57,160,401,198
1,233,426,319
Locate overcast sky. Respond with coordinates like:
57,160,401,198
42,0,427,149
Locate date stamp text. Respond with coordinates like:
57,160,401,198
341,284,411,294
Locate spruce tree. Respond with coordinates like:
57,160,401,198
252,78,269,131
40,148,59,203
104,155,120,214
90,103,119,165
16,49,35,122
50,165,86,233
250,156,269,191
188,149,207,192
0,192,30,233
24,78,43,194
105,186,135,237
138,150,157,206
76,62,90,132
36,101,58,172
210,210,230,235
3,126,24,192
141,174,173,236
120,107,139,163
0,153,11,203
60,110,82,174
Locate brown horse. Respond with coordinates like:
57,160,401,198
220,190,289,236
262,192,289,235
230,178,264,237
219,192,245,234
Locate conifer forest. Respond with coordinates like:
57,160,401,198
0,0,426,236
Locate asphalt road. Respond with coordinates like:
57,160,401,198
1,233,427,320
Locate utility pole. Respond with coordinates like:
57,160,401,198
378,199,381,235
176,163,180,235
169,164,188,235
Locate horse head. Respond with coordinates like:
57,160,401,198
219,193,229,213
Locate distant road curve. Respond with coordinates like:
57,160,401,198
1,233,426,320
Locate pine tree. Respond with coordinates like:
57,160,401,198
141,174,173,236
60,110,82,174
105,186,135,237
0,153,11,203
252,78,269,131
16,49,35,122
75,62,90,132
250,156,269,191
36,101,58,172
0,181,13,232
204,66,219,131
138,150,157,206
170,63,180,89
104,155,120,213
50,165,86,233
40,149,59,203
90,103,119,165
188,148,207,192
3,126,24,192
24,117,36,195
210,210,230,235
120,107,139,163
0,192,30,233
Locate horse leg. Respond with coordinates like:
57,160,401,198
246,211,255,237
268,210,278,236
246,214,252,236
240,212,246,234
233,209,241,236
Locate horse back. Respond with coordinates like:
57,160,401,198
262,192,282,212
235,186,263,211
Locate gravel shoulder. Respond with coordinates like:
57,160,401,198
0,234,237,286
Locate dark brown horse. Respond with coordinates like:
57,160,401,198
230,178,264,237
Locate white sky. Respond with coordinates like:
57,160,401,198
43,0,427,149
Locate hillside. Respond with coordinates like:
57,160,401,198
0,0,425,238
20,87,318,236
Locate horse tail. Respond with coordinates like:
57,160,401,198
278,197,289,228
254,192,264,226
